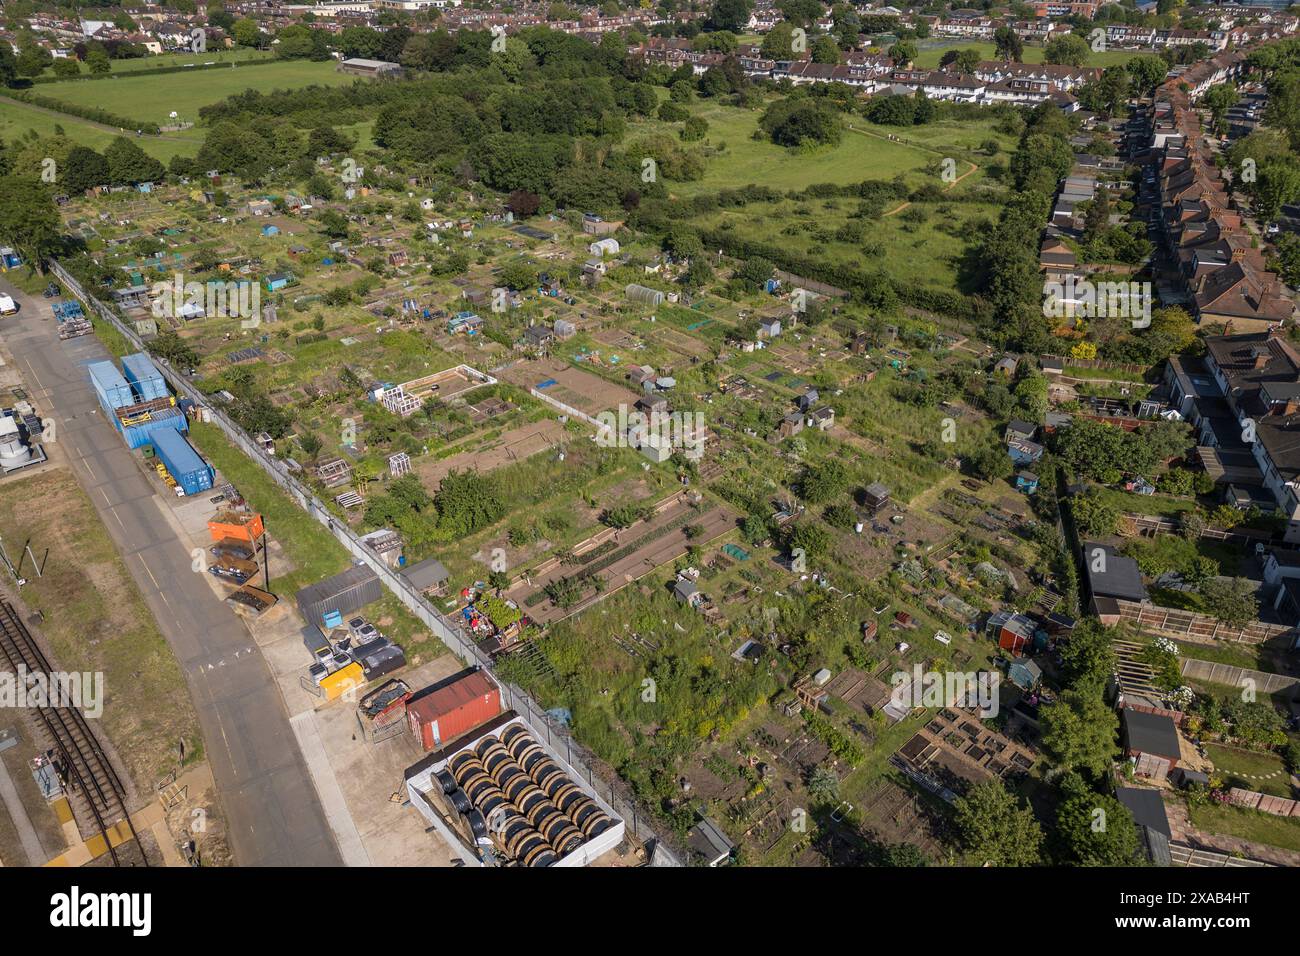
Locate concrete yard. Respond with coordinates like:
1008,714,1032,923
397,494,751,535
156,488,464,867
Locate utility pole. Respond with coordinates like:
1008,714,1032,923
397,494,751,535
261,526,270,594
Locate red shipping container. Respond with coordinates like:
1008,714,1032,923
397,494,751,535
407,670,501,751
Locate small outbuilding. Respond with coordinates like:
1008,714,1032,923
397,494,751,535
401,557,451,596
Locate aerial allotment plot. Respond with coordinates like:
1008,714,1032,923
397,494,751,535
0,2,1296,908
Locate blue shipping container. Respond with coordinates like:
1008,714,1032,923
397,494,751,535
118,408,188,450
151,429,214,496
120,353,169,403
88,361,135,412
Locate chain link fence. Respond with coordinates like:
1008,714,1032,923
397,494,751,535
49,260,688,866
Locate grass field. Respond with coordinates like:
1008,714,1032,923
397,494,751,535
0,96,205,163
689,187,1002,293
1188,801,1300,853
912,40,1147,69
38,59,358,127
638,99,945,195
634,89,1016,194
0,468,204,793
37,47,276,77
1205,743,1296,799
2,58,363,162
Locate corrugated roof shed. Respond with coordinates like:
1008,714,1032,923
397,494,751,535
296,564,381,628
407,669,497,719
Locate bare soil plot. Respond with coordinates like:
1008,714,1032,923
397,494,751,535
855,778,949,861
500,357,640,418
414,419,566,491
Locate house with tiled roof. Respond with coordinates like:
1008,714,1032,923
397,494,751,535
1193,261,1293,331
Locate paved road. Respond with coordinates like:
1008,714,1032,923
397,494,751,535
0,277,341,867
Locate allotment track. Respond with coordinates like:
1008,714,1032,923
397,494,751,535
0,599,147,866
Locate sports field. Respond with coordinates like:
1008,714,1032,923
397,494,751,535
31,46,276,79
912,39,1146,69
0,96,203,162
38,58,357,126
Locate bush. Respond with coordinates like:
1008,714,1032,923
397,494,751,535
658,101,690,122
681,115,708,142
1072,491,1118,537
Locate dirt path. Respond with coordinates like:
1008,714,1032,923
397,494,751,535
845,124,979,216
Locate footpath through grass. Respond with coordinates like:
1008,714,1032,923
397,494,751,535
0,468,203,792
1204,743,1296,799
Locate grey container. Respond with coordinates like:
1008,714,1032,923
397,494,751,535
296,564,382,633
354,638,406,680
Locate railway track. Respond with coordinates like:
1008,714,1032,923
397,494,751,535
0,599,147,866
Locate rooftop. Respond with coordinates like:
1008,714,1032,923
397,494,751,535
1122,707,1181,761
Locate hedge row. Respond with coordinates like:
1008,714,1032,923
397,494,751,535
5,91,161,134
31,57,281,86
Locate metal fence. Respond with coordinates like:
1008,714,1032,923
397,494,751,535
49,260,687,866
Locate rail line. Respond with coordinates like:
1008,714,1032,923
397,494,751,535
0,599,147,866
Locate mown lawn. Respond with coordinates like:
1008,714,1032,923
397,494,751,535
30,46,275,78
912,40,1146,69
1188,801,1300,852
1205,744,1296,799
1172,639,1269,672
0,96,200,163
1090,486,1201,519
37,59,357,127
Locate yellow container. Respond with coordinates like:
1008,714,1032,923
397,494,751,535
319,662,364,701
